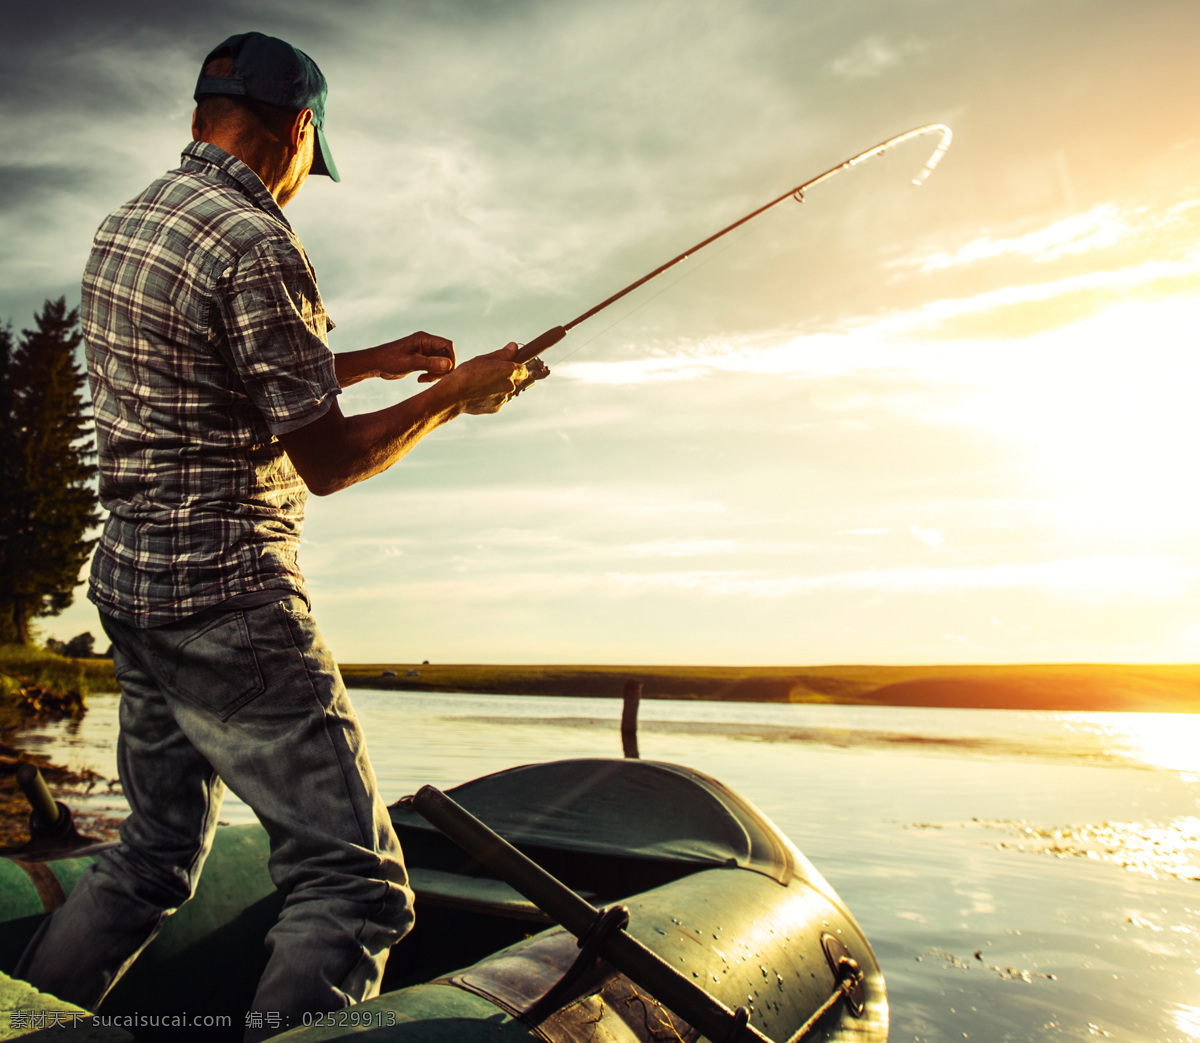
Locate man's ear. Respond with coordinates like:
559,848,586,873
291,108,315,149
191,107,201,141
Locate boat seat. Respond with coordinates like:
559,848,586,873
408,867,595,923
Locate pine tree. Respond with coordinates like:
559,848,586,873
0,321,16,638
0,323,22,643
0,299,100,644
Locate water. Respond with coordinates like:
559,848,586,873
17,692,1200,1042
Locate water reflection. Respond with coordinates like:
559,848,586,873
1176,1003,1200,1040
10,690,1200,1043
910,817,1200,883
1060,712,1200,776
15,695,1200,823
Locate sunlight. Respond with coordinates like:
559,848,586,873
1073,713,1200,775
562,282,1200,548
1177,1003,1200,1040
922,292,1200,540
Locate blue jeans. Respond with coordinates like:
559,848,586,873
16,596,414,1039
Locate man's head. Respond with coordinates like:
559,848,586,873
192,32,338,204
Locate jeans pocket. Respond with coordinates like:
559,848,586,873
173,610,265,720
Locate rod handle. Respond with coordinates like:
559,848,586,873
514,325,567,365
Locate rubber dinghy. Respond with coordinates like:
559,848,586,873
0,759,886,1042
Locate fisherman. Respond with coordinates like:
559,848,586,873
15,31,527,1040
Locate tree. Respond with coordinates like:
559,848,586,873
46,632,98,658
0,323,21,643
0,299,100,644
63,631,97,658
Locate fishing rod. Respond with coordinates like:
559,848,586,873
512,123,952,388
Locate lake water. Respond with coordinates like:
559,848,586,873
17,691,1200,1043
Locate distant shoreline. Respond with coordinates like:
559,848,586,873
339,662,1200,714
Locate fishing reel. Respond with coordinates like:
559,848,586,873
514,356,551,396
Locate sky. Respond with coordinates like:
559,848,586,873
3,0,1200,665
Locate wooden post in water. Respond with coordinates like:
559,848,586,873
621,679,641,759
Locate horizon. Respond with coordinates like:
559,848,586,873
335,658,1200,668
4,1,1200,666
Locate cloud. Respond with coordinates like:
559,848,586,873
910,525,944,548
0,165,89,213
828,35,923,79
896,257,1200,338
560,356,719,385
598,555,1198,600
909,204,1133,270
621,539,742,558
899,194,1200,277
314,551,1198,607
547,271,1149,387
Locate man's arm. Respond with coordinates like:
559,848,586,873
280,343,526,496
333,331,456,388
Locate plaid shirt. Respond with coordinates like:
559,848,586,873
83,141,340,627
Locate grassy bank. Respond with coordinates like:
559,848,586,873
0,644,119,732
0,646,122,847
0,644,119,697
4,650,1197,714
340,662,1200,713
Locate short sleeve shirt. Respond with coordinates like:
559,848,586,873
84,141,340,627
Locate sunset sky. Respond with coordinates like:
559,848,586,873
3,0,1199,664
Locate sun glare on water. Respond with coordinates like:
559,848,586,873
1177,1004,1200,1042
1070,712,1200,776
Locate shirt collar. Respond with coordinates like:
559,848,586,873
179,140,293,231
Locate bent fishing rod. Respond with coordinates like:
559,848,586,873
513,123,952,388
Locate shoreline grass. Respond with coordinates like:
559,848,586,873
339,662,1200,713
3,648,1198,714
0,644,120,695
0,644,119,734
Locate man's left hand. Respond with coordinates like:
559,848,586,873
376,331,456,382
336,332,456,389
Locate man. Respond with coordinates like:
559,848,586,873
16,31,528,1038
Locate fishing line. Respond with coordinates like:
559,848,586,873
513,123,953,388
552,220,759,367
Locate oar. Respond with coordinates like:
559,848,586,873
411,784,776,1042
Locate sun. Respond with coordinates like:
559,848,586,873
945,292,1200,542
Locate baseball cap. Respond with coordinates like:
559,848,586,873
194,31,340,182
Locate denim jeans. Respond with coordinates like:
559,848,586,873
16,596,414,1040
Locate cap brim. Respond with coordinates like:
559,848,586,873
311,124,340,182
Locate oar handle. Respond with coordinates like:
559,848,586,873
411,785,775,1043
413,786,595,932
16,764,61,829
513,325,567,365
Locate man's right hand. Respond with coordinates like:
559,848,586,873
443,343,529,415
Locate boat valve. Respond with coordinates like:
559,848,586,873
821,934,866,1018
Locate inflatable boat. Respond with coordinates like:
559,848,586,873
0,759,887,1041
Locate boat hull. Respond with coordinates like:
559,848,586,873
271,865,885,1041
0,760,887,1042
